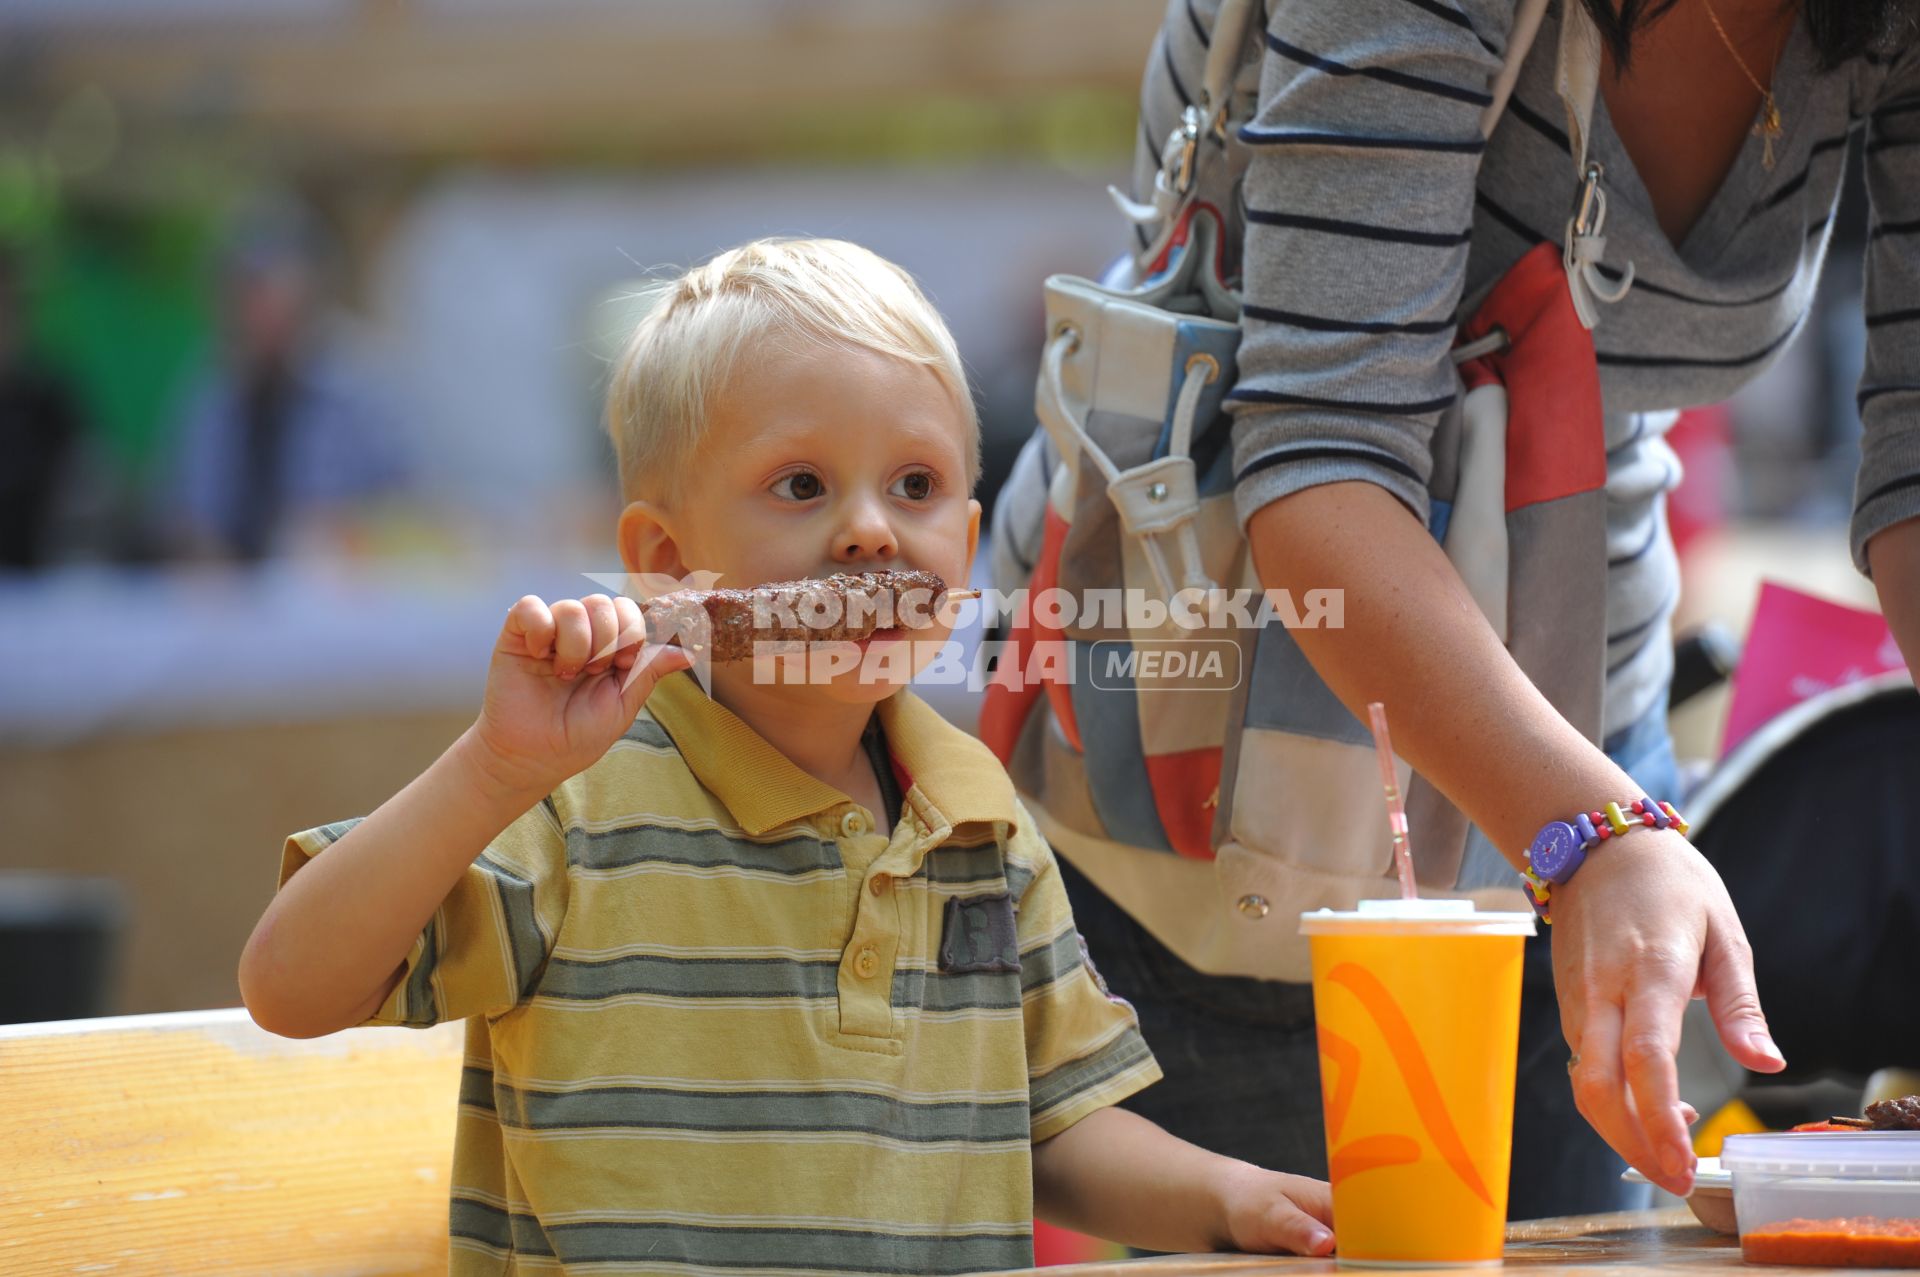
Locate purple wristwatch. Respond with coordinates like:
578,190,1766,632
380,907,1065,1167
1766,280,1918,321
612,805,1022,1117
1521,797,1690,922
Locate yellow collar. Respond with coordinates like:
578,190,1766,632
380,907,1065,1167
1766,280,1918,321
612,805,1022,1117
645,673,1022,839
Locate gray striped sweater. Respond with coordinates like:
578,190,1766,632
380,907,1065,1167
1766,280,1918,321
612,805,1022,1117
1137,0,1920,737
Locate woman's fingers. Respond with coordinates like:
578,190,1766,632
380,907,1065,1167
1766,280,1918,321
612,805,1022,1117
1619,947,1698,1189
1569,991,1680,1197
1699,911,1787,1073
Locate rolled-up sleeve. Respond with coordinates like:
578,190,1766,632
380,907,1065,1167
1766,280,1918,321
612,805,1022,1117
278,800,570,1027
1230,0,1514,530
1009,803,1162,1143
1852,46,1920,574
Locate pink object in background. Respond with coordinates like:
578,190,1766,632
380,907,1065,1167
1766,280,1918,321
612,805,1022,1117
1033,1219,1127,1266
1665,405,1732,566
1721,581,1907,759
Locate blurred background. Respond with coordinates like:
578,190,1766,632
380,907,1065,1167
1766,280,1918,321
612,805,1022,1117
0,0,1168,1031
0,0,1889,1056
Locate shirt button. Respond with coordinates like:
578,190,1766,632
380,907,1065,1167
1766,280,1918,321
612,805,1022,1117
853,946,880,979
840,809,868,838
869,873,892,896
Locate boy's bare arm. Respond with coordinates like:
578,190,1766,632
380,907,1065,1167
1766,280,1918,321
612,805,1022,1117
237,729,549,1038
1031,1106,1333,1256
238,593,690,1039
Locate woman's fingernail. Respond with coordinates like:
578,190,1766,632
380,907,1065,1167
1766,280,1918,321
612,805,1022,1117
1748,1033,1785,1065
1663,1145,1694,1181
1307,1228,1333,1252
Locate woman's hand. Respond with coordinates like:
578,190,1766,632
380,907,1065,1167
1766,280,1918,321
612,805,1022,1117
469,593,692,799
1550,830,1785,1197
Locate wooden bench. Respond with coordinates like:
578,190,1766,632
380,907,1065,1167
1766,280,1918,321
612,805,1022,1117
0,1008,464,1276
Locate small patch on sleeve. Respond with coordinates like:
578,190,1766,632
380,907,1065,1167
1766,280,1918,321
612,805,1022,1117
938,893,1022,974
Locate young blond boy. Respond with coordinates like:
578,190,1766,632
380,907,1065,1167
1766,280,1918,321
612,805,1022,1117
239,238,1334,1275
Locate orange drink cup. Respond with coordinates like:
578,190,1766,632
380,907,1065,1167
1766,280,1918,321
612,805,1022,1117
1301,900,1536,1266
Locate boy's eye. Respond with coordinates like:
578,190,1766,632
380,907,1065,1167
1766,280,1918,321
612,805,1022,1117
773,472,823,501
889,471,937,501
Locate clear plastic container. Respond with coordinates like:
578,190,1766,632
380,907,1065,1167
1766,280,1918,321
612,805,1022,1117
1721,1131,1920,1266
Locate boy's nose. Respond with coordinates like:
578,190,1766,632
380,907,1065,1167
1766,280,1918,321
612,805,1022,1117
832,499,898,563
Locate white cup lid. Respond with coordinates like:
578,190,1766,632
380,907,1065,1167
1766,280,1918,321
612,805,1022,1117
1298,898,1537,936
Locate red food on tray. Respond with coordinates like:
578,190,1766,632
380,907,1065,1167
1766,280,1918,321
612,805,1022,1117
1742,1216,1920,1267
1788,1097,1920,1134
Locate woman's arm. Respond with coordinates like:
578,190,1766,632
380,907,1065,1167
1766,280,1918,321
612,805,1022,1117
1252,484,1620,856
1852,49,1920,597
1248,482,1784,1196
1868,519,1920,672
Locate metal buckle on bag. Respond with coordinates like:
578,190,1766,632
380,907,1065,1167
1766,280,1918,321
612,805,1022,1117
1202,91,1230,142
1164,98,1233,199
1571,160,1608,239
1164,105,1204,198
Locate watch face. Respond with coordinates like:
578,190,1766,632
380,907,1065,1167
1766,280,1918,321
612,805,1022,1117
1530,821,1584,882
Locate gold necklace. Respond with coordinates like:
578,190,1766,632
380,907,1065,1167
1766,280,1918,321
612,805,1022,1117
1701,0,1787,169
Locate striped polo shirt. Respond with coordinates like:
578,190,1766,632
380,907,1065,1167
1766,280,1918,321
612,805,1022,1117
1138,0,1920,739
279,673,1159,1277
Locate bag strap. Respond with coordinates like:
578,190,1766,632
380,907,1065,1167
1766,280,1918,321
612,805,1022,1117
1485,0,1550,136
1199,0,1258,134
1556,0,1636,326
1034,315,1223,599
1110,0,1261,253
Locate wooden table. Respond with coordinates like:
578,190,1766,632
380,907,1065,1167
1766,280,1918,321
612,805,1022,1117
990,1209,1817,1277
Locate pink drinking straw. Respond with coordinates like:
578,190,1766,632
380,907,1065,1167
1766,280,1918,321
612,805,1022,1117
1366,701,1419,900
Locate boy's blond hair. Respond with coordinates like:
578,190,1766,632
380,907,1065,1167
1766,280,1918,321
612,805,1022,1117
605,238,980,504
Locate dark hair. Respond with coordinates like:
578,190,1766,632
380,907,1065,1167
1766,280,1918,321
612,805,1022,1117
1586,0,1920,72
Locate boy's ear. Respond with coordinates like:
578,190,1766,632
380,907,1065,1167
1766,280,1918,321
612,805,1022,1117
962,498,982,582
617,500,689,582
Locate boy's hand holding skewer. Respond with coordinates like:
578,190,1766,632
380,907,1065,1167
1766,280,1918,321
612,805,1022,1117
470,593,691,800
469,573,976,799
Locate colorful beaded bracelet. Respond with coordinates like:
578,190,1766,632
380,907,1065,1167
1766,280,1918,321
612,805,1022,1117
1521,797,1690,924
